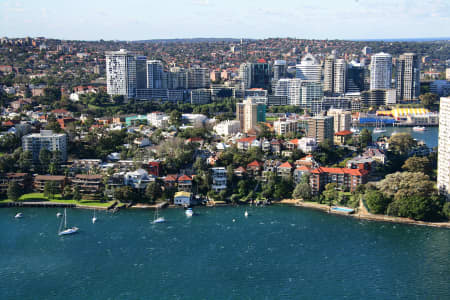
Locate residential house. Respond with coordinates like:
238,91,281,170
147,161,161,177
124,169,153,190
270,139,283,154
211,167,227,192
178,175,193,192
262,160,282,181
334,130,353,145
277,162,293,178
293,166,311,184
234,166,247,178
236,136,257,151
362,148,386,164
164,175,178,189
246,160,263,177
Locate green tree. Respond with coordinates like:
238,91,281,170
72,185,82,201
419,93,438,110
7,181,22,201
292,182,312,201
322,183,338,206
388,133,416,155
443,202,450,220
359,128,372,148
62,185,73,199
387,195,444,221
145,181,163,203
402,156,432,174
365,189,390,214
377,172,436,201
43,181,58,199
39,148,52,167
169,110,182,126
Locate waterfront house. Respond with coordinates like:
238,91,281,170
174,191,193,206
178,175,193,192
124,169,153,190
164,175,178,188
211,167,227,192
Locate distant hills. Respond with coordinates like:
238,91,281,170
131,38,244,43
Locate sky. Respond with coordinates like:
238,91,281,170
0,0,449,41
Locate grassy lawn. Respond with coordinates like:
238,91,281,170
265,117,277,122
11,193,116,208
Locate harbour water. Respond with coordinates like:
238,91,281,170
360,125,438,148
1,206,449,299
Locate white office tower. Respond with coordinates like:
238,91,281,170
240,63,252,90
273,60,287,81
274,79,303,106
334,59,347,94
106,49,137,98
323,55,336,94
438,97,450,199
370,52,392,90
301,82,323,110
396,53,420,101
146,60,166,89
296,54,321,82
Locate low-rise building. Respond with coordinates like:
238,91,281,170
71,174,103,195
34,175,67,192
334,130,353,145
174,191,192,206
178,175,193,192
214,120,241,136
273,118,297,136
211,167,226,192
309,167,369,195
0,173,31,195
277,161,293,178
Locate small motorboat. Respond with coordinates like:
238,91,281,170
413,126,426,132
152,207,165,224
56,212,63,218
92,210,97,224
14,213,23,219
185,208,194,217
244,210,248,217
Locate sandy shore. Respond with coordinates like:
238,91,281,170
279,199,450,229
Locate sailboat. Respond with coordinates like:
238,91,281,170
92,210,97,224
58,208,79,236
56,212,63,218
152,206,165,224
14,212,23,218
373,119,386,134
244,210,249,217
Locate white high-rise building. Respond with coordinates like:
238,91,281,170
370,52,392,90
239,63,252,90
301,82,323,110
323,55,336,94
334,59,347,94
438,97,450,199
106,49,137,98
188,67,210,89
296,54,321,82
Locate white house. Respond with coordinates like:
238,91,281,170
214,120,241,136
124,169,153,189
211,167,227,192
174,191,192,206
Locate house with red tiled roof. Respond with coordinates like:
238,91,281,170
309,167,369,195
246,160,263,176
277,161,293,178
293,165,311,183
57,117,76,129
178,175,193,192
234,166,247,177
51,109,72,118
334,130,353,145
164,175,178,188
236,136,257,151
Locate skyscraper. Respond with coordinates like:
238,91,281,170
307,116,334,144
239,61,271,90
236,97,266,133
106,49,138,98
396,53,420,101
346,61,367,93
323,55,335,94
273,60,287,81
370,52,392,90
136,56,147,89
187,67,210,89
296,54,322,82
438,97,450,199
334,59,347,94
146,60,166,89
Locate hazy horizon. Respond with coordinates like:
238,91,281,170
1,0,449,41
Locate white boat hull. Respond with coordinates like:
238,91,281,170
152,217,165,224
59,227,79,235
185,210,194,217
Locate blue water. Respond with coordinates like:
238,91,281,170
360,126,438,148
1,206,449,299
